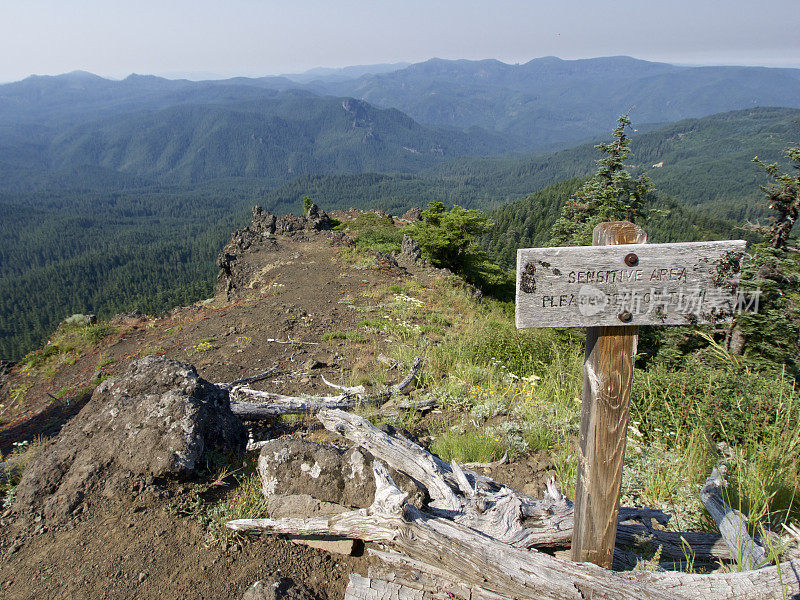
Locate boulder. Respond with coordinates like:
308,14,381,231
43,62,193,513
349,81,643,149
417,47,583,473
258,438,424,510
63,313,97,327
400,234,422,262
241,578,316,600
13,356,247,522
401,207,423,222
304,203,333,231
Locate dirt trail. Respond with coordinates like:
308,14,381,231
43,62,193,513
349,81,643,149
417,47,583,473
0,226,428,600
0,221,557,600
0,232,419,454
0,491,371,600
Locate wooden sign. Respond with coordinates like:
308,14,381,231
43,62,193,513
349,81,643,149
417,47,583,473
516,239,747,329
514,222,747,570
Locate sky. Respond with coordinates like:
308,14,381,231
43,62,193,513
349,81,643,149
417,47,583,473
2,0,799,82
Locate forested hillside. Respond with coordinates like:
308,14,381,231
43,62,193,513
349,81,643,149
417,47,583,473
271,108,800,221
2,106,798,360
310,56,800,149
2,58,800,362
479,179,748,268
0,188,253,360
0,94,514,189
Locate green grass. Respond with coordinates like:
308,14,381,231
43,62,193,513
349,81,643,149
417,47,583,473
371,273,800,544
334,212,404,254
1,436,49,507
631,360,800,528
18,322,117,377
430,429,505,464
553,445,578,498
165,451,269,541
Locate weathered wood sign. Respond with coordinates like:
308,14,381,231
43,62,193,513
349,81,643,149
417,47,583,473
516,240,747,328
515,222,747,570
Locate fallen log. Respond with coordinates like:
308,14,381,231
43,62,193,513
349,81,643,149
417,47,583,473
217,364,282,389
316,410,715,552
314,410,746,559
229,358,422,420
393,357,422,393
396,397,438,412
228,409,799,598
229,460,800,600
229,390,390,419
700,463,770,570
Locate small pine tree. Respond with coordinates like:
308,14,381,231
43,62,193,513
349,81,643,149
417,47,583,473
408,202,494,270
551,114,651,246
730,147,800,372
407,202,512,296
753,147,800,250
302,196,313,215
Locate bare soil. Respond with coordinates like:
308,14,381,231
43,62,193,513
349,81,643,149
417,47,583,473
0,226,555,600
0,486,372,600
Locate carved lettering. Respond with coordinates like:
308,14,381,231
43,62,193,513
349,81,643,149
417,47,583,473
517,240,747,328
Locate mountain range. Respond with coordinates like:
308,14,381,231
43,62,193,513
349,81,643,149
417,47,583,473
2,55,800,189
2,55,800,360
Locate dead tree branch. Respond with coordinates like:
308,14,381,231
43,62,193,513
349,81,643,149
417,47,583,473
700,463,770,570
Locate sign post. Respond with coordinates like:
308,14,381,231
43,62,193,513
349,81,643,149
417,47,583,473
515,221,746,568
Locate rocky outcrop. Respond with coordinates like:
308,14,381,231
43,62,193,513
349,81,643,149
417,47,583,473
400,234,422,262
13,356,246,523
241,578,316,600
257,438,425,512
401,207,423,222
341,99,370,129
218,204,333,298
250,204,333,236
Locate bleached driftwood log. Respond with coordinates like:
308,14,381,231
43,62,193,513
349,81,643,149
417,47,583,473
228,410,799,599
313,409,730,558
229,460,800,600
392,357,423,393
229,358,422,419
317,408,573,547
700,463,770,570
229,388,390,418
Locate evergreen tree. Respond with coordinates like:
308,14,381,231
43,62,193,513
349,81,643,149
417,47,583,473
407,202,512,297
551,114,651,246
729,147,800,373
753,147,800,250
302,196,314,215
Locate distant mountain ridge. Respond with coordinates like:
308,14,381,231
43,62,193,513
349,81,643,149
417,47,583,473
0,91,515,188
282,62,412,83
307,56,800,150
3,55,800,156
265,107,800,222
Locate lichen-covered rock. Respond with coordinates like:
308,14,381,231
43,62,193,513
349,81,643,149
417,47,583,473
13,356,247,522
258,439,373,507
241,578,316,600
401,207,423,222
62,313,97,327
257,438,424,510
400,234,422,262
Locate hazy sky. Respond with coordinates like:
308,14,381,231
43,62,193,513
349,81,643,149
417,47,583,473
2,0,799,82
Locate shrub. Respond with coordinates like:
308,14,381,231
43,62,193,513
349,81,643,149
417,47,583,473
632,360,798,449
335,212,403,254
407,202,513,297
